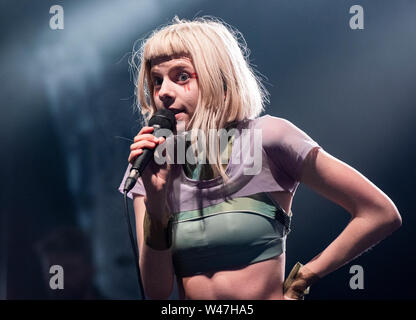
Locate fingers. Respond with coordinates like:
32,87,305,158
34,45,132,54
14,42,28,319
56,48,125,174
128,149,143,163
130,139,158,151
131,136,165,151
138,126,154,136
128,127,166,164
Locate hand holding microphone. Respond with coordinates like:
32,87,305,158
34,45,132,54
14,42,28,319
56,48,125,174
124,109,176,220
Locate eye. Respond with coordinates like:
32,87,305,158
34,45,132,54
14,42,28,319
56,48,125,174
178,72,190,82
153,76,162,86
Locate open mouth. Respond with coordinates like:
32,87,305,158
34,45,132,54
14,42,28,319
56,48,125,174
170,108,186,115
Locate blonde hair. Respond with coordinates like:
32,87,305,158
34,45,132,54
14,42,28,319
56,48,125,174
130,16,269,180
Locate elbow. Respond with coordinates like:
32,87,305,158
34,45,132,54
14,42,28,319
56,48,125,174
382,205,402,233
356,201,402,235
367,196,402,233
388,211,402,232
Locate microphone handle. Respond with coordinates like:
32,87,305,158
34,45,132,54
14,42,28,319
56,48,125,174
123,125,162,193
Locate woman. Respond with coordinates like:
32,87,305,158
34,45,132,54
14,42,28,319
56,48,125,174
119,17,401,300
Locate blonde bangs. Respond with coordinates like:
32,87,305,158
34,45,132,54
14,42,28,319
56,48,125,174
136,23,197,118
143,26,191,62
131,16,269,181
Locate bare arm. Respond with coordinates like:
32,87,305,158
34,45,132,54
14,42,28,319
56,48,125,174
133,195,175,299
294,147,402,287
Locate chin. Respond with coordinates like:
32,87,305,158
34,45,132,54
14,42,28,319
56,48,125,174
175,119,188,133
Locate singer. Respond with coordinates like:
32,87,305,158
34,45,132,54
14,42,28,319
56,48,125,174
119,16,401,300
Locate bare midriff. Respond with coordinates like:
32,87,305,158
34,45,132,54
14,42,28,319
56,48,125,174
177,191,293,300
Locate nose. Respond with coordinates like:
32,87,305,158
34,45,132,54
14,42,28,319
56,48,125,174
158,78,175,107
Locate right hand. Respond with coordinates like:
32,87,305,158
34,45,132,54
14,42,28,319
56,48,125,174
128,126,172,219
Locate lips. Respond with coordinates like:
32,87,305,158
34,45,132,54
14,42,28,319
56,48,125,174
169,108,186,115
174,112,186,120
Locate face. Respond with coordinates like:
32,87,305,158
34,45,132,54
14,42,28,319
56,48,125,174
150,56,199,131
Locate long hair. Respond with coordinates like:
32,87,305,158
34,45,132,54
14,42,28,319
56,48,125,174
130,16,269,180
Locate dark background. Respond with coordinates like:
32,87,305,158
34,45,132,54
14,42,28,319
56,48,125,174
1,0,415,299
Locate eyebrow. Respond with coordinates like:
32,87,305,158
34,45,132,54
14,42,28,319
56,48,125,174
150,62,193,76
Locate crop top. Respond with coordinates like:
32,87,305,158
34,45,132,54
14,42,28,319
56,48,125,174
118,115,321,277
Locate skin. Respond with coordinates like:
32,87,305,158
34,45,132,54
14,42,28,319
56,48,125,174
128,56,199,212
129,57,402,300
150,56,198,131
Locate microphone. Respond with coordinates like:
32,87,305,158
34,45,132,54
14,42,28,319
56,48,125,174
123,109,176,193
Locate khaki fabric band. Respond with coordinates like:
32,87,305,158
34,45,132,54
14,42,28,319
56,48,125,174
283,262,320,300
143,209,173,250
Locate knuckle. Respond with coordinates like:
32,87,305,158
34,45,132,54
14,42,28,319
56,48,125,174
143,141,155,148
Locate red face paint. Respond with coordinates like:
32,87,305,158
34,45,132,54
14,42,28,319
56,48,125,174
183,83,191,92
182,73,197,92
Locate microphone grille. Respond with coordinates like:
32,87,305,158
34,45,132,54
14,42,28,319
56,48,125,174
148,109,176,130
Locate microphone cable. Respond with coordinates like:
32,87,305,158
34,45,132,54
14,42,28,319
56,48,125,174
121,109,176,300
123,190,146,300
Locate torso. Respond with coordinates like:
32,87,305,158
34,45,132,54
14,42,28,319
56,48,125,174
177,191,293,300
176,120,294,299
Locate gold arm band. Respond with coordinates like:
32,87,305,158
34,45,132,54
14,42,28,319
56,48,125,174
283,262,320,300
